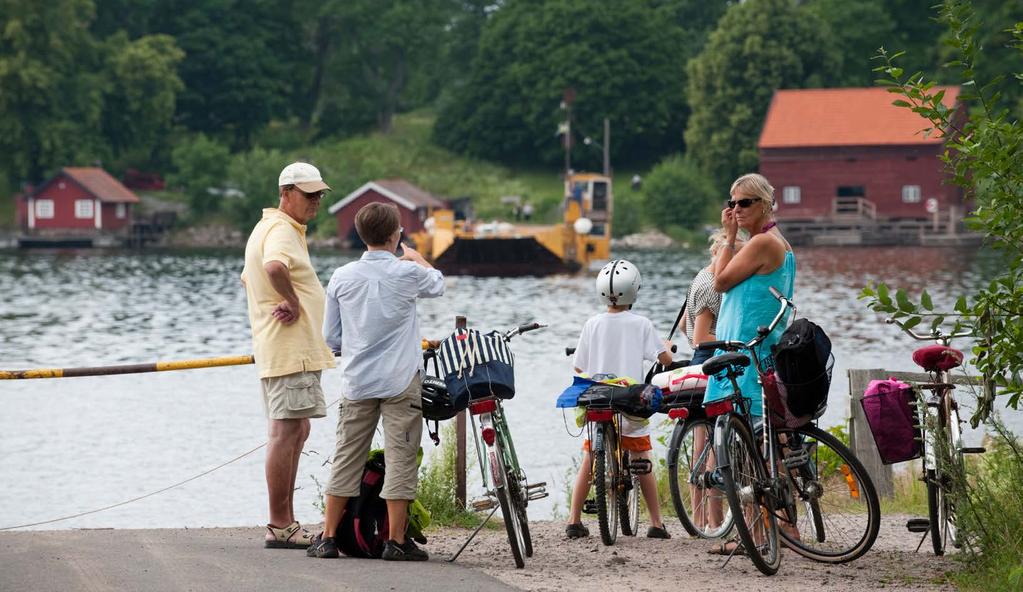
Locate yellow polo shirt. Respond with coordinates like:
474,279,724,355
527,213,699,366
241,208,336,378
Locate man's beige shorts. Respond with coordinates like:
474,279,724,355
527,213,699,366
261,370,327,420
326,374,423,500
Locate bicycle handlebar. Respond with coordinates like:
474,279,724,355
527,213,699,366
697,289,794,354
505,321,547,341
885,317,972,343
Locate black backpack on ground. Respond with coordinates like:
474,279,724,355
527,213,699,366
771,318,833,417
335,454,390,558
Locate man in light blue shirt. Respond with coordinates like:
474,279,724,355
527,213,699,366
311,202,444,561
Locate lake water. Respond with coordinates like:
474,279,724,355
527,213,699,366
1,246,1018,530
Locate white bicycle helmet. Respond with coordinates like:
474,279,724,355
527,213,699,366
596,259,641,306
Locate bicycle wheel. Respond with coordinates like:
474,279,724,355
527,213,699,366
775,424,880,563
594,422,619,546
716,414,780,575
491,439,526,568
619,450,640,536
929,395,964,555
511,473,534,557
668,418,733,538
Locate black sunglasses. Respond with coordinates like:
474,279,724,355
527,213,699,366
727,197,762,209
294,187,324,201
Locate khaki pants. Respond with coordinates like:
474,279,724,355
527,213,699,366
326,374,422,500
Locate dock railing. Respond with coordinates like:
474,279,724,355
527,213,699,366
847,368,982,498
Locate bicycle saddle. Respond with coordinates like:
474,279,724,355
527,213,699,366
912,345,963,372
701,352,750,377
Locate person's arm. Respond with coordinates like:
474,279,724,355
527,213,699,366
405,245,445,298
322,277,342,353
262,224,300,324
657,346,673,367
572,324,589,375
692,309,716,346
264,261,300,325
713,233,779,293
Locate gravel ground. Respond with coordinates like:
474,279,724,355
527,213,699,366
425,514,958,591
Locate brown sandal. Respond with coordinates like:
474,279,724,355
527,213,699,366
707,540,746,556
265,521,315,549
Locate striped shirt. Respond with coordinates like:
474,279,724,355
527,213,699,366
684,268,721,349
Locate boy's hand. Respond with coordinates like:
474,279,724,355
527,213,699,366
400,245,433,268
664,339,675,353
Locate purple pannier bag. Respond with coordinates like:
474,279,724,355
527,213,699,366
861,378,921,465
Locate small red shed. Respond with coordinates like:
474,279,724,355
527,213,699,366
758,87,964,223
23,167,140,234
328,179,447,245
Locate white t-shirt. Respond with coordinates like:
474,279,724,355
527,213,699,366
572,310,666,437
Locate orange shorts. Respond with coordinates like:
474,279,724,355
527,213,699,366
582,435,651,453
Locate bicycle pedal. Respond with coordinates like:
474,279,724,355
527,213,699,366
783,448,810,469
526,481,548,491
470,497,497,512
960,447,986,454
629,459,652,475
527,488,549,501
583,499,598,514
906,518,930,533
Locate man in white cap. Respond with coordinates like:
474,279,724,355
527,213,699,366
241,162,336,549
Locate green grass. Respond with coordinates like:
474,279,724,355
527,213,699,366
417,423,485,529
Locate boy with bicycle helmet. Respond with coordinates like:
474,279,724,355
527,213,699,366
566,259,674,539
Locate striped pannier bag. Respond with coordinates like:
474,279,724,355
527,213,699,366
438,328,516,410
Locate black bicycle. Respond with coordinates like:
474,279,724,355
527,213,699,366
694,288,880,573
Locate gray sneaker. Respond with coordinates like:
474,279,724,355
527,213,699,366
565,523,590,539
381,538,429,561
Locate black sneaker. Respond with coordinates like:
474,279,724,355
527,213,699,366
381,538,429,561
306,534,340,558
646,525,671,539
565,523,590,539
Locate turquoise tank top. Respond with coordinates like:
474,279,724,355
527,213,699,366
703,250,796,417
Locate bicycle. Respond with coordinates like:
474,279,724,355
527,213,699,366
576,397,653,545
885,317,983,555
424,321,549,569
693,288,880,573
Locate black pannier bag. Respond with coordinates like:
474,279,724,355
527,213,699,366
771,318,834,417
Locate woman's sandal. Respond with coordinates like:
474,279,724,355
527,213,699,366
265,521,316,549
707,540,746,556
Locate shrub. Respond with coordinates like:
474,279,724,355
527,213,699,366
167,133,231,216
642,156,718,232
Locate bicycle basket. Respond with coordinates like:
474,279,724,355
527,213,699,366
767,350,834,419
438,328,515,407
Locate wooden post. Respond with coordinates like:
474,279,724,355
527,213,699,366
848,369,895,498
454,315,467,508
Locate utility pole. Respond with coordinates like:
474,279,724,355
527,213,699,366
562,88,576,178
603,117,610,176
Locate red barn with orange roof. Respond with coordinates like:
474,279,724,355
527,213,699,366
23,167,140,235
758,87,965,232
327,179,448,246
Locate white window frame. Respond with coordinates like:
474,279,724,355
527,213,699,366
35,199,54,219
902,185,922,203
782,186,801,204
75,199,94,219
116,203,126,219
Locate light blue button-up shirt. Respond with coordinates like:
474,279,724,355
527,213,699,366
323,250,445,400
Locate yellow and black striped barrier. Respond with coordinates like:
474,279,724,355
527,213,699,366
0,355,256,380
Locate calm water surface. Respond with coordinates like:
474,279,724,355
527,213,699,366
1,246,1018,529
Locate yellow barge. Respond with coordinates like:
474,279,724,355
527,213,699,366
410,173,613,276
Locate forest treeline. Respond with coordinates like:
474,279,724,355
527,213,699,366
2,0,1020,230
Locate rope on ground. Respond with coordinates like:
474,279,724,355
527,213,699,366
0,395,344,531
0,441,266,531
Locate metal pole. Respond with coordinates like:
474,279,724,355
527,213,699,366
603,117,610,176
565,107,572,178
455,315,468,509
0,355,258,380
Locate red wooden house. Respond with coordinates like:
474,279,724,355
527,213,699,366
18,167,141,245
327,179,447,246
758,87,967,244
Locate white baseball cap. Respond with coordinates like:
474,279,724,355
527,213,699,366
278,162,331,193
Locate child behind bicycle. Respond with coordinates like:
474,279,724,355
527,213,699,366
565,259,674,540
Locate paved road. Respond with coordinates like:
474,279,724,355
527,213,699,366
0,527,521,592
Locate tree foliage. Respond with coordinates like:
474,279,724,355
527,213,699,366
642,155,717,232
685,0,840,187
861,0,1023,423
433,0,691,168
0,0,184,183
167,133,231,215
805,0,896,87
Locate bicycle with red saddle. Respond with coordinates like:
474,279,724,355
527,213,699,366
884,318,985,555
